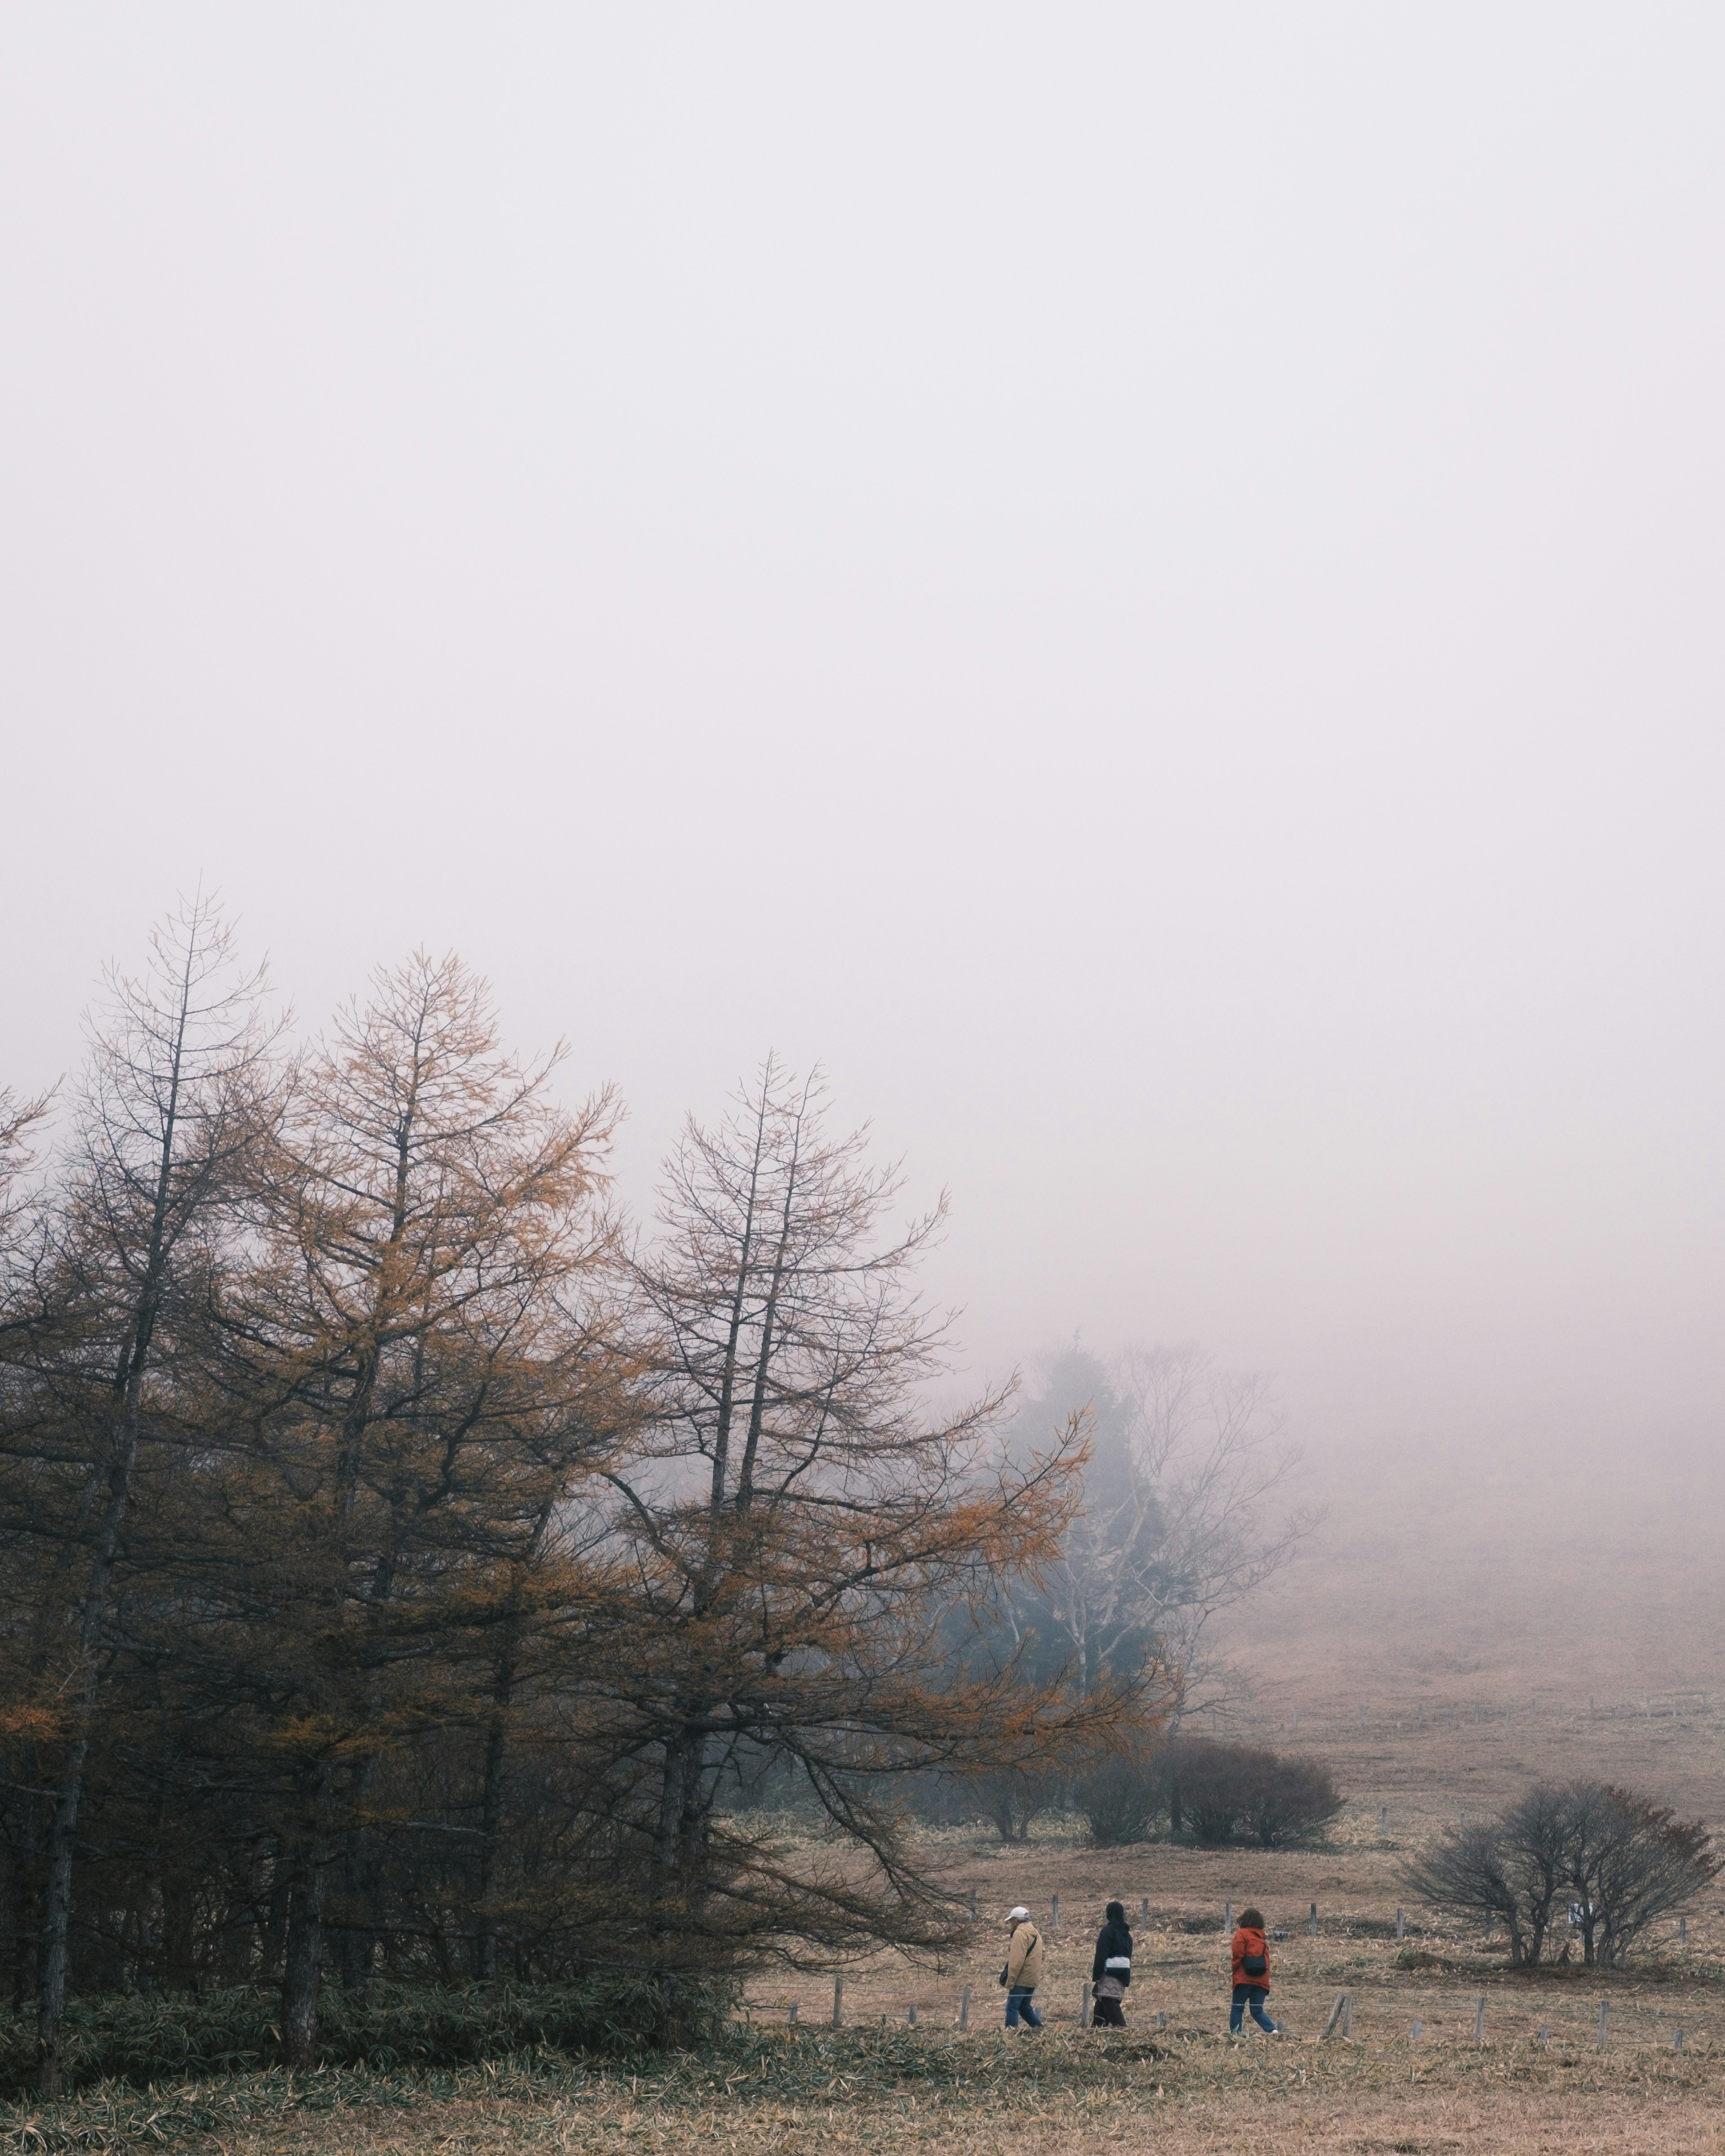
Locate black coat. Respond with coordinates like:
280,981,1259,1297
1092,1918,1133,1987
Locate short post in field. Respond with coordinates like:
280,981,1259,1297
1395,1906,1405,1940
1157,2009,1167,2028
1679,1914,1687,1946
1410,2018,1424,2040
1321,1992,1349,2040
1417,1702,1424,1726
1597,1997,1609,2048
1675,2027,1685,2050
1050,1893,1060,1927
789,1998,799,2026
1473,1996,1486,2042
1224,1898,1232,1931
908,2003,917,2025
1539,2023,1549,2043
968,1887,977,1919
1079,1981,1092,2028
1141,1894,1150,1922
1309,1901,1318,1936
1379,1804,1388,1834
1342,1994,1354,2038
957,1984,971,2031
832,1975,844,2028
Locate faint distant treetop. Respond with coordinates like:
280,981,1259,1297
982,1340,1318,1719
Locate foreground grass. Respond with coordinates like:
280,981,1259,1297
3,2024,1722,2155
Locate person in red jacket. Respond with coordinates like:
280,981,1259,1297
1229,1907,1280,2036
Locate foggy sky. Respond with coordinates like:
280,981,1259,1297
4,6,1722,1478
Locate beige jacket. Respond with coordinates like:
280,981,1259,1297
1005,1921,1046,1989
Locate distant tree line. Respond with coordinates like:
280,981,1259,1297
0,903,1177,2090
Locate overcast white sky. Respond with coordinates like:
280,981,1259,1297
4,6,1722,1472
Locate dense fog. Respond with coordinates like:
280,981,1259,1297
5,4,1722,1560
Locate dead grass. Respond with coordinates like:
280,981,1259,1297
4,2028,1721,2155
11,1473,1725,2152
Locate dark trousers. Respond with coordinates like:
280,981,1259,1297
1005,1985,1042,2028
1230,1983,1275,2032
1092,1992,1126,2028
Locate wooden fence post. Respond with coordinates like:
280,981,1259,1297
1341,1994,1354,2038
1538,2023,1549,2043
1079,1981,1092,2028
1157,2010,1167,2029
1050,1895,1060,1928
1141,1895,1150,1922
1395,1907,1405,1940
1675,2027,1685,2051
1410,2018,1423,2040
1679,1915,1687,1946
789,1999,799,2026
1224,1899,1232,1931
968,1888,977,1919
1597,1998,1609,2048
1379,1805,1388,1834
832,1976,844,2028
1473,1997,1486,2042
958,1984,971,2031
1321,1993,1349,2040
1309,1902,1318,1937
908,2003,917,2025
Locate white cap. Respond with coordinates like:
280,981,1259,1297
1007,1905,1030,1922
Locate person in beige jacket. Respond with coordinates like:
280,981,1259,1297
1002,1906,1046,2028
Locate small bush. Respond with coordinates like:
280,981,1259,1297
1075,1755,1162,1847
1160,1738,1341,1848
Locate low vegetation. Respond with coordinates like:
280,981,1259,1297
1402,1780,1719,1967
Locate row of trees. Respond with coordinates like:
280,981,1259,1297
2,904,1314,2089
1404,1782,1718,1966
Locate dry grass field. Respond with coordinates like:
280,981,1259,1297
7,1443,1721,2152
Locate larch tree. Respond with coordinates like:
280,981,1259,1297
215,951,624,2068
22,896,281,2093
603,1058,1127,2036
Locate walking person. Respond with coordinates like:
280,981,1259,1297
1000,1905,1045,2028
1230,1906,1280,2036
1091,1900,1132,2028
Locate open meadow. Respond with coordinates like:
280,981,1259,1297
8,1454,1724,2156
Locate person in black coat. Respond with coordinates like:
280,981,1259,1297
1091,1900,1133,2028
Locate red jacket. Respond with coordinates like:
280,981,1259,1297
1231,1926,1270,1989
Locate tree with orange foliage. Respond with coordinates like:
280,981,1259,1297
207,952,625,2067
597,1059,1153,2038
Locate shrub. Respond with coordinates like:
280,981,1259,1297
1158,1738,1341,1848
1075,1755,1161,1847
0,1977,737,2099
1402,1780,1719,1967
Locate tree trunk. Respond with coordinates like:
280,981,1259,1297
279,1844,326,2072
37,1404,144,2094
35,1716,94,2096
474,1712,507,1982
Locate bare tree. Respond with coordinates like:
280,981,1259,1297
983,1344,1315,1734
1568,1785,1719,1967
29,895,281,2092
1403,1781,1718,1968
602,1058,1114,2035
